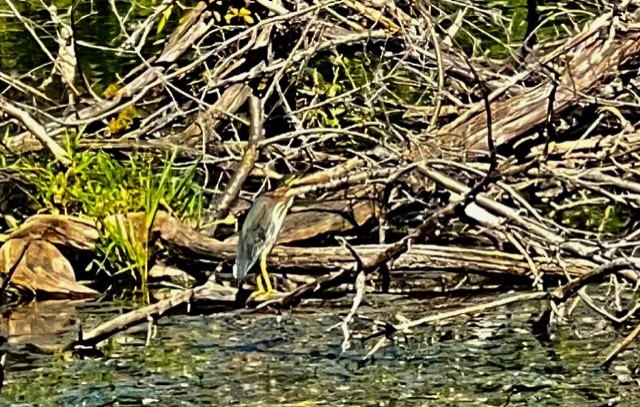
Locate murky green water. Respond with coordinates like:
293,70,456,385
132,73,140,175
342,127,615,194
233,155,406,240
1,294,638,406
0,0,187,95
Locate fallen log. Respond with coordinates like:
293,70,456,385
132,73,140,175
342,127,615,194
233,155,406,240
437,8,640,152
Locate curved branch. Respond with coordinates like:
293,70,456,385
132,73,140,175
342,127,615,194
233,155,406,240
203,95,263,236
0,96,71,166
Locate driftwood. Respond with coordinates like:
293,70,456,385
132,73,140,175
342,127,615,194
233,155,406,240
1,214,98,249
203,95,264,236
0,239,98,299
5,211,589,281
63,282,237,352
0,216,99,298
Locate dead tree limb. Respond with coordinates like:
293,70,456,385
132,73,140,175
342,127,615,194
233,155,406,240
602,322,640,368
62,283,237,352
437,9,640,151
0,96,71,165
550,259,640,302
203,96,264,235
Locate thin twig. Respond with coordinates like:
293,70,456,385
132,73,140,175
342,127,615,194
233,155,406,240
602,322,640,368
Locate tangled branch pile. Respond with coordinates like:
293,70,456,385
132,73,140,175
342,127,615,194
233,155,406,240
2,0,640,362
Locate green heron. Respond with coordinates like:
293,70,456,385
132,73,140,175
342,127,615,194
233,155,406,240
233,188,294,297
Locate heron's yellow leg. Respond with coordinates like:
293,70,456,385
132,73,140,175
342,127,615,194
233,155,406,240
247,254,276,303
260,253,274,293
255,274,265,293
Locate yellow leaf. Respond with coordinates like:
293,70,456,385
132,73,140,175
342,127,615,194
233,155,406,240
219,214,237,225
225,7,238,24
257,77,268,90
107,118,121,135
103,83,120,98
238,8,253,24
119,105,138,121
157,4,173,34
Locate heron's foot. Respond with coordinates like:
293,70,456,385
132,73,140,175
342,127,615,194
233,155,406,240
247,274,282,303
247,288,279,303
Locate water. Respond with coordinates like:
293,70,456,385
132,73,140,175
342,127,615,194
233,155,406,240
0,0,184,96
0,293,638,406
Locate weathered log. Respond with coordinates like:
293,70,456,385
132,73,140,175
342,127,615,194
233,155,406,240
157,211,591,278
1,214,98,249
0,215,99,298
437,9,640,151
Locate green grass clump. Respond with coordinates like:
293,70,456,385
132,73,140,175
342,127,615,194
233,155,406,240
13,147,203,299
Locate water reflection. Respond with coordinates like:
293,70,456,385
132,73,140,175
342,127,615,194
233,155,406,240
0,296,636,405
0,0,166,97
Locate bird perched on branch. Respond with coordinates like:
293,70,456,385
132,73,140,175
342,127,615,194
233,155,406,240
233,187,294,299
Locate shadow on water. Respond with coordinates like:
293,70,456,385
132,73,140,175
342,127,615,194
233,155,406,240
0,294,638,406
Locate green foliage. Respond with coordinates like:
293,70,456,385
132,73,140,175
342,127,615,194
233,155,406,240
17,149,200,220
435,0,601,59
305,51,432,114
554,203,631,237
13,145,202,297
302,53,373,131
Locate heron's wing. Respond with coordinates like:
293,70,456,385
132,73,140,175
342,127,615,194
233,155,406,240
239,224,266,263
235,195,293,279
235,198,272,274
235,228,263,280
